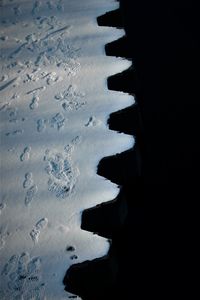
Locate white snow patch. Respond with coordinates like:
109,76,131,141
0,0,135,299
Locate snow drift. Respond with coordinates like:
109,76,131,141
0,1,134,299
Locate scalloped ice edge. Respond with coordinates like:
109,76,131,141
77,0,134,217
0,1,134,300
65,0,135,298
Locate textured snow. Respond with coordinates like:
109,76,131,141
0,0,134,299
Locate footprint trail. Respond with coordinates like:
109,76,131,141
0,1,134,299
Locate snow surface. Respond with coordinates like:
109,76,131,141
0,0,135,299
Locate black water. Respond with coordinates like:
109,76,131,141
64,1,199,299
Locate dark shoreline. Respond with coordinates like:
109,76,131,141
64,1,199,299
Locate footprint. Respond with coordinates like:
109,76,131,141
55,85,85,111
29,96,39,110
32,1,42,15
85,116,99,127
8,107,17,117
35,218,48,231
46,72,60,85
30,218,48,243
66,245,75,252
1,254,19,276
30,228,40,243
7,107,18,122
46,152,66,179
37,118,46,132
23,172,33,188
7,277,26,296
17,252,30,276
71,136,82,145
35,15,58,30
20,146,31,162
62,100,86,111
64,58,81,76
27,257,41,275
66,245,77,260
48,179,72,198
54,92,64,101
64,144,74,156
70,255,78,260
44,148,79,198
1,253,45,299
24,69,40,83
50,112,65,130
25,185,38,206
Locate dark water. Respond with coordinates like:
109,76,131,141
64,1,199,299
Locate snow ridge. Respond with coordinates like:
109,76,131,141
0,1,134,299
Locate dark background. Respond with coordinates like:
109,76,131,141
116,0,199,298
120,0,199,201
66,1,199,299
